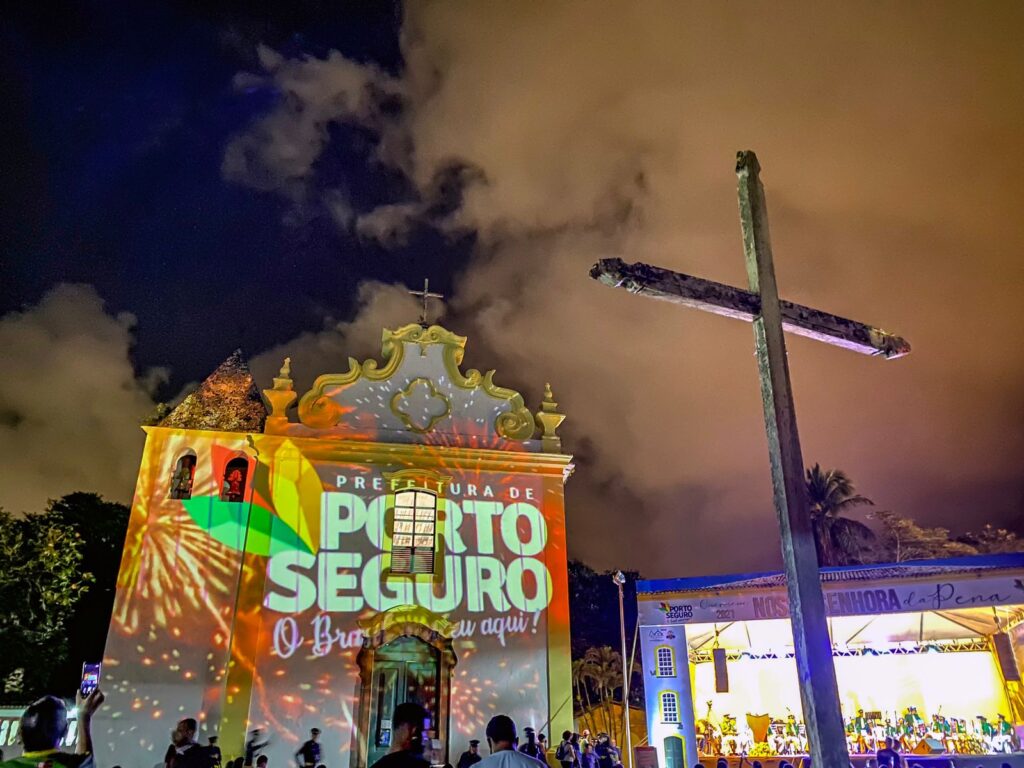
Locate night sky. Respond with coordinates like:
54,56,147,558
2,1,1023,577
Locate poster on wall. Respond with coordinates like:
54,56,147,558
634,745,659,768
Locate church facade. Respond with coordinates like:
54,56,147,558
96,324,573,768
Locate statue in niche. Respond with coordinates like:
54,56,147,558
220,458,249,502
169,454,196,500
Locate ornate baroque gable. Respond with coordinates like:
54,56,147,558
262,324,565,452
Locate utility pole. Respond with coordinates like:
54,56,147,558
613,570,632,768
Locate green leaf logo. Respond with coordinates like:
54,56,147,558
183,496,314,556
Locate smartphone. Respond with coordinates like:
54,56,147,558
80,662,101,697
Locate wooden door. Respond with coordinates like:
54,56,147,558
367,637,440,766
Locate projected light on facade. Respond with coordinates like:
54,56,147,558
96,324,573,768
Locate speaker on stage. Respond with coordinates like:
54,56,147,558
713,647,728,693
911,737,944,755
993,631,1021,682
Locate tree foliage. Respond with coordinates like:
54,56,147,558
870,509,976,562
567,561,642,737
805,464,875,566
805,464,1024,566
46,493,131,691
960,524,1024,554
567,560,638,659
571,646,629,743
0,509,91,694
0,493,130,697
585,646,623,740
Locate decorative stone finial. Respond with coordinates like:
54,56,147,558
262,357,297,433
534,382,566,452
272,357,293,391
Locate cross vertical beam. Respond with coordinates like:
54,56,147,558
736,150,850,767
409,278,444,326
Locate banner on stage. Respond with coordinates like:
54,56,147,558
639,574,1024,625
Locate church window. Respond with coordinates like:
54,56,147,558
655,645,676,677
169,451,197,500
220,457,249,502
660,691,680,724
391,489,437,574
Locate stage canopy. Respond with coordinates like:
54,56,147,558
636,554,1024,767
685,602,1019,652
640,554,1024,649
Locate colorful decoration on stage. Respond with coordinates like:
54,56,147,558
699,705,1020,758
97,325,573,768
694,696,1021,759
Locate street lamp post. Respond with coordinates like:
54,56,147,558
612,570,632,768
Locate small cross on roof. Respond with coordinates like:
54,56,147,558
409,278,444,326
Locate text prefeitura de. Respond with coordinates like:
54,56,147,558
333,474,538,500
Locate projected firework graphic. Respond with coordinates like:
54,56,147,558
97,325,573,768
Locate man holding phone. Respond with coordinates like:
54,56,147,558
0,688,105,768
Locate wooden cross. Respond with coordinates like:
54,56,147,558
590,151,911,768
409,278,444,326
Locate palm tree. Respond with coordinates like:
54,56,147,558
584,646,623,741
571,657,600,734
805,464,875,566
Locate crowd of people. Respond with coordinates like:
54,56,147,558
0,690,1018,768
551,729,622,768
0,690,627,768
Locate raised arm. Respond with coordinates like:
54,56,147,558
75,688,106,756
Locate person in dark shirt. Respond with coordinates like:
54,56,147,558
206,737,222,768
457,740,482,768
295,729,322,768
167,718,208,768
0,690,104,768
876,736,902,768
519,729,544,762
593,737,613,768
604,737,621,768
246,730,270,768
369,703,430,768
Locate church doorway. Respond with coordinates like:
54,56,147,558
353,607,458,768
366,636,440,767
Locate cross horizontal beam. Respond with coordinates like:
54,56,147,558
590,257,910,359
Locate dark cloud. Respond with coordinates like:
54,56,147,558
0,286,161,513
222,45,402,210
230,1,1024,576
6,2,1022,580
250,281,422,392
